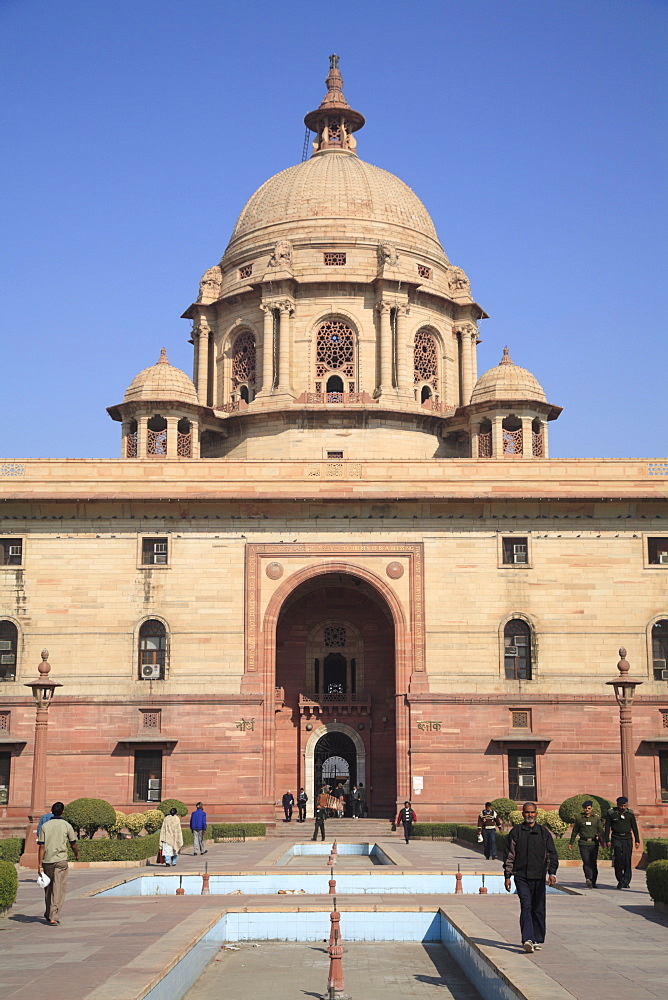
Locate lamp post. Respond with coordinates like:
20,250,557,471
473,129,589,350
606,647,642,806
19,650,61,868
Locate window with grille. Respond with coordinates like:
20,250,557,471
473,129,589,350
648,538,668,565
0,620,18,681
142,538,168,566
511,710,530,729
504,620,532,680
0,539,22,566
315,320,355,379
417,264,431,279
239,264,253,279
653,620,668,680
141,710,161,731
134,749,162,802
324,252,346,266
661,710,668,728
502,537,528,565
231,331,256,393
0,712,8,731
414,330,438,390
327,451,344,460
508,751,536,801
138,620,167,680
0,751,9,805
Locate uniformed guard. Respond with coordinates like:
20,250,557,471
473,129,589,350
604,796,640,888
568,800,605,887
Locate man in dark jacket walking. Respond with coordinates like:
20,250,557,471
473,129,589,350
503,802,558,953
604,796,640,888
282,790,294,822
189,802,207,855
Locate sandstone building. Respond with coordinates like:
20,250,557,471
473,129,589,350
1,59,667,831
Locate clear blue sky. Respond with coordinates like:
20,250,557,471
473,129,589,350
1,0,666,459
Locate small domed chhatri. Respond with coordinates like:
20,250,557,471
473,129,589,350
471,347,546,404
123,348,198,405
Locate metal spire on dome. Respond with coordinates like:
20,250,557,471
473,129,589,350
304,56,365,155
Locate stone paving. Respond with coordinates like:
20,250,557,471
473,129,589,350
183,941,485,1000
0,828,665,1000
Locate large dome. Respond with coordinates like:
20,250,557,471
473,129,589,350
228,150,443,253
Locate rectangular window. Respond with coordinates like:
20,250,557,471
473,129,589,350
134,749,162,803
0,539,22,566
648,538,668,565
324,252,346,266
660,752,668,803
327,451,344,460
0,752,9,805
417,263,432,279
0,621,17,681
508,751,537,801
502,537,528,565
142,537,168,565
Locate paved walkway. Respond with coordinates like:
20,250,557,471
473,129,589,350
0,830,665,1000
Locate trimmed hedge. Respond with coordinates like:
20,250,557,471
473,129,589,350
0,859,18,910
645,839,668,864
452,824,613,861
558,794,614,823
411,823,458,839
646,859,668,904
66,828,193,862
64,798,116,839
211,823,266,839
489,798,517,822
158,799,188,817
0,837,23,863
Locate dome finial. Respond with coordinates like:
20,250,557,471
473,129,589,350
157,347,169,365
500,346,513,365
304,56,365,156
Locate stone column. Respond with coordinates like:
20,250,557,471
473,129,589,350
195,323,210,406
459,328,473,405
120,420,131,459
492,413,504,458
395,304,411,395
277,300,294,393
469,324,479,386
260,304,275,393
166,415,179,458
377,301,393,393
137,416,148,458
470,423,479,459
521,416,533,459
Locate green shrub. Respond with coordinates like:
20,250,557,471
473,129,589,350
0,837,23,863
411,823,458,839
210,822,266,839
489,798,517,822
66,828,193,862
142,809,165,835
645,839,668,864
123,812,147,837
64,798,116,839
456,824,481,845
0,859,18,910
646,859,668,904
558,794,614,824
158,799,188,817
507,808,568,838
553,837,612,861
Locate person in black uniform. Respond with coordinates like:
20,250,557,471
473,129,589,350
396,801,417,844
568,800,605,888
282,790,294,823
312,803,326,841
604,796,640,888
296,788,308,822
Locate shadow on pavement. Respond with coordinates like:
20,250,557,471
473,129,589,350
619,904,668,925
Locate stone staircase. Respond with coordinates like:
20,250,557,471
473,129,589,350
270,817,394,839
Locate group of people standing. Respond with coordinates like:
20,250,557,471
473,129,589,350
283,783,367,824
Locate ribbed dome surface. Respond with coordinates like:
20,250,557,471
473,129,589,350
123,349,198,405
471,348,546,404
227,151,443,252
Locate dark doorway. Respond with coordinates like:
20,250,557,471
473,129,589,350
315,731,356,811
324,652,346,692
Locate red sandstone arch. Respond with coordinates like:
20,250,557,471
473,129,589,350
257,561,412,804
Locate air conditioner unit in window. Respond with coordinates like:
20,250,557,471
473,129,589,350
505,646,519,657
513,545,527,564
660,669,668,681
518,774,536,787
8,546,21,557
659,553,668,564
654,659,667,670
514,635,528,646
141,664,161,680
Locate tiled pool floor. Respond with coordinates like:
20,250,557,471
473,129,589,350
183,941,484,1000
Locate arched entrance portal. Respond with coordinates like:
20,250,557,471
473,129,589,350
274,572,396,818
